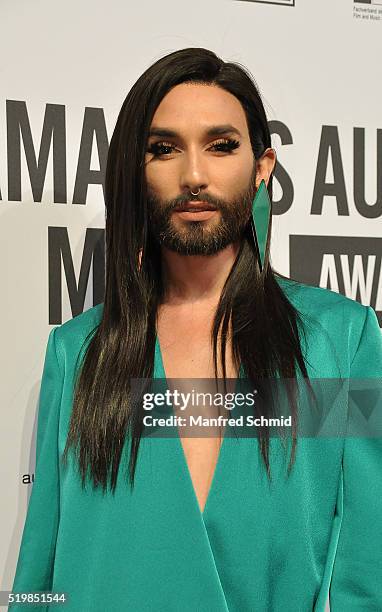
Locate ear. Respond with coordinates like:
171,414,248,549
255,148,277,189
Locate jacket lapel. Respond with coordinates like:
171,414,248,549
149,335,230,610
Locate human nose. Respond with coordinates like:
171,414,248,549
179,147,209,195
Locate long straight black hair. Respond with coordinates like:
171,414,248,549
62,48,314,492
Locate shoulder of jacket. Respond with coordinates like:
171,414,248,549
275,274,371,357
276,274,367,321
53,303,104,356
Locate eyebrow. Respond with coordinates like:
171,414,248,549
148,124,242,139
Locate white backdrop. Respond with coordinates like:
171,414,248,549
1,0,381,609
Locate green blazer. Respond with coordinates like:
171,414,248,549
9,278,382,611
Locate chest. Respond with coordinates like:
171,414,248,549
156,305,240,514
156,306,239,379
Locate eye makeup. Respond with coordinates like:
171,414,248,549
147,138,240,158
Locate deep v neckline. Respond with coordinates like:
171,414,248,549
154,334,243,519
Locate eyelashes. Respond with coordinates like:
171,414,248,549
147,138,240,158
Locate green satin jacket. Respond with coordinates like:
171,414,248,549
9,278,382,611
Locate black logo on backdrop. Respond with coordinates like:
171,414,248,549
290,235,382,326
48,227,105,323
1,100,108,203
235,0,294,5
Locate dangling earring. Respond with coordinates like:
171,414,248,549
251,178,271,274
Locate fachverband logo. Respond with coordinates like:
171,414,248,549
290,235,382,327
353,0,382,20
234,0,294,5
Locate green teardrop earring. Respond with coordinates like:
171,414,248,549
251,178,271,274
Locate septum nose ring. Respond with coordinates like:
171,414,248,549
190,188,200,196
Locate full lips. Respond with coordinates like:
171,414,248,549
174,209,218,220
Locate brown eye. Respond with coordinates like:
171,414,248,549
147,142,175,157
210,138,240,153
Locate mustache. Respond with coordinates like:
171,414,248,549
150,191,243,212
146,173,257,214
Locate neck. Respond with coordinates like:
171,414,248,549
160,241,240,306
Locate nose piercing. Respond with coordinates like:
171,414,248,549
190,188,200,196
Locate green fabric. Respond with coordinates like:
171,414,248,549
9,278,382,611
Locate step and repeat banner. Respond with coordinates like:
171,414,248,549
1,0,381,609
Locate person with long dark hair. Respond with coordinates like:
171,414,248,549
10,48,382,611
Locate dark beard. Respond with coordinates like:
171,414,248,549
147,170,257,256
